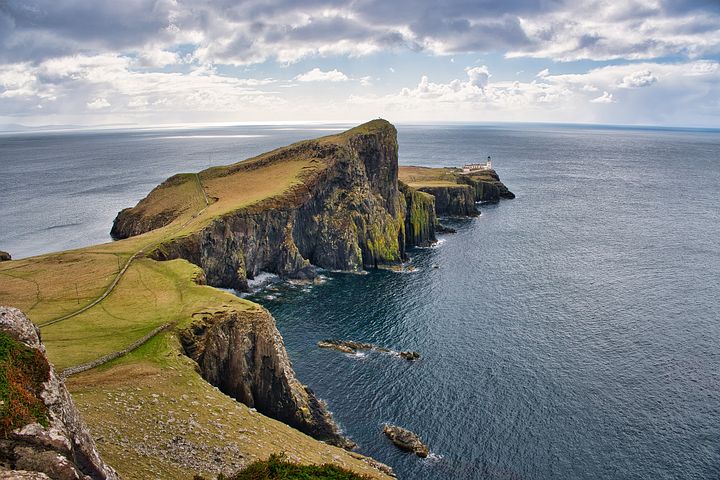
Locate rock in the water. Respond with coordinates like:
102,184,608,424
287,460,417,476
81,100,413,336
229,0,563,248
398,351,420,361
382,425,429,458
0,251,10,262
435,223,456,234
0,306,119,480
318,340,374,354
319,340,420,362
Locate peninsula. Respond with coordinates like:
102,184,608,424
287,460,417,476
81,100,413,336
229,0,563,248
0,120,512,479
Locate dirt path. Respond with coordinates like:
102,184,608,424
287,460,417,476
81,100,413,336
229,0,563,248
39,176,210,328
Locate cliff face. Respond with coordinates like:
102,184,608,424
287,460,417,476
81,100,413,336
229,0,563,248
416,185,479,217
180,308,354,449
399,182,437,247
0,307,118,480
457,170,516,203
116,121,406,291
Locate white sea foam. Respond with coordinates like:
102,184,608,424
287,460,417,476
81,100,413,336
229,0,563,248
247,272,280,289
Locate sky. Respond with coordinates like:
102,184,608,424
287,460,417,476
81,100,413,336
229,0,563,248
1,0,719,128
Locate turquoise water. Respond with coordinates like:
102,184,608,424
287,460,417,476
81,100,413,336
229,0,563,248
2,123,720,479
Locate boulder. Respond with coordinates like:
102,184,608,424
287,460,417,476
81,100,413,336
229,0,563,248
382,425,429,458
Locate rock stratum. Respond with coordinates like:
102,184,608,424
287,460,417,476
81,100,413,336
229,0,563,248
0,306,118,480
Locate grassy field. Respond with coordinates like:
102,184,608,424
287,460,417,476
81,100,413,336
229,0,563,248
398,166,460,188
0,121,397,479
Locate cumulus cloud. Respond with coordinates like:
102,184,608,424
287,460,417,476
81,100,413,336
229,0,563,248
619,70,658,88
349,60,720,125
294,68,349,82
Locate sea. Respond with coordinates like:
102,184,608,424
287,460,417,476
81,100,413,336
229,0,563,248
1,123,719,479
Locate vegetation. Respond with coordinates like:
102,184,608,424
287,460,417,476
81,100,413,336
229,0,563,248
218,454,373,480
0,331,50,436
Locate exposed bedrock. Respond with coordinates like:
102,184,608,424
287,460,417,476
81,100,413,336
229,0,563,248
0,307,118,480
457,170,515,202
180,308,355,449
399,182,437,248
416,185,479,217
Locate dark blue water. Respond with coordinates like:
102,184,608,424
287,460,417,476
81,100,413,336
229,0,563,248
2,123,720,479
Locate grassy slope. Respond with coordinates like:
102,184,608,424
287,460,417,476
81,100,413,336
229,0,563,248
399,165,498,189
0,121,395,479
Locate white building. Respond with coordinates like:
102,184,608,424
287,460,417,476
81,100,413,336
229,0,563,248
461,156,492,174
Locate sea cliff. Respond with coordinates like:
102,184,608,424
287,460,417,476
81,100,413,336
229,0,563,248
112,120,415,291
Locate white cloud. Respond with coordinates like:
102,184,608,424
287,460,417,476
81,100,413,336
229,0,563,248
294,68,349,82
619,70,658,88
466,66,490,88
87,97,111,109
537,68,549,78
359,76,373,87
347,60,720,125
590,91,614,103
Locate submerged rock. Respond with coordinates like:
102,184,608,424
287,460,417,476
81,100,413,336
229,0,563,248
0,306,118,480
382,425,429,458
318,340,420,361
0,251,10,262
318,340,374,354
398,351,420,361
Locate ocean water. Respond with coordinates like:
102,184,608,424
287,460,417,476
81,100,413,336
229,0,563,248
2,123,720,479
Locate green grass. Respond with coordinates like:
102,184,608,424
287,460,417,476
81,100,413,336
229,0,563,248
0,331,50,436
217,454,373,480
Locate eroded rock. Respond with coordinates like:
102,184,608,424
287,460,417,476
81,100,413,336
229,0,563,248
382,425,429,458
0,306,118,480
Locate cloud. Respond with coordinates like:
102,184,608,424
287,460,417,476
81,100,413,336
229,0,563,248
2,0,719,67
466,66,490,88
0,53,287,124
86,97,110,109
537,68,550,78
348,60,720,125
619,70,658,88
590,91,614,103
294,68,349,82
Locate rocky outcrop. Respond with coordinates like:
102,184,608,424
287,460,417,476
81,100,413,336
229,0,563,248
382,425,429,458
0,252,10,262
318,340,420,361
180,308,354,449
399,182,437,248
0,307,118,480
457,170,515,203
115,121,407,292
416,185,479,217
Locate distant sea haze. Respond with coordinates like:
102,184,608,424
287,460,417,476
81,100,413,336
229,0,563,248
2,123,719,479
